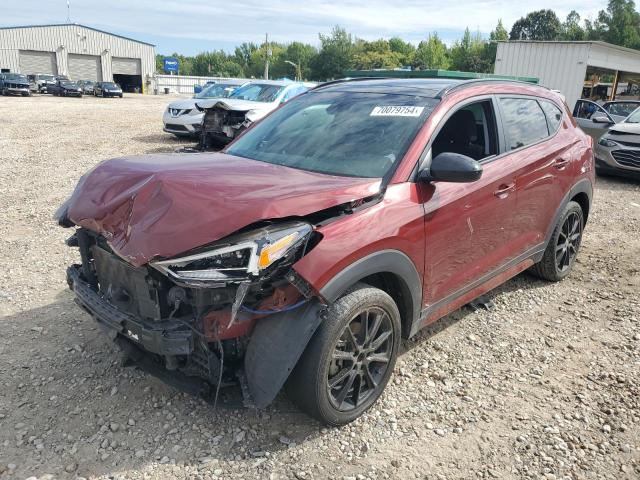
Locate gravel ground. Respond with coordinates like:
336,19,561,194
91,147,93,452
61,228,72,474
0,93,639,480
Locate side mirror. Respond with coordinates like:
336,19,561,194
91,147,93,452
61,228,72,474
419,152,483,183
592,115,613,124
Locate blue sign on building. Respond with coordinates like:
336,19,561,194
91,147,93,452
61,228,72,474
163,57,179,73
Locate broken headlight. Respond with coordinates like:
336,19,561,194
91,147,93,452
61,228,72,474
150,222,313,285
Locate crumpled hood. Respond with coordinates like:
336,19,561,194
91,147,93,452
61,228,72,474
65,152,380,266
195,98,274,111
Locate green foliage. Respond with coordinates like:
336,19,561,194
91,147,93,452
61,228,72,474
412,33,450,70
155,3,640,81
588,0,640,48
561,11,586,40
509,9,562,40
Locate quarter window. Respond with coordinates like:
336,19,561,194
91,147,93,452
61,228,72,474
539,100,563,133
499,98,549,150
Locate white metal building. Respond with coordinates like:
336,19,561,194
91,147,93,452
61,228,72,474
494,40,640,109
0,24,156,92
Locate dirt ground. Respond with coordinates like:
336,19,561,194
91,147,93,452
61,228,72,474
0,93,638,480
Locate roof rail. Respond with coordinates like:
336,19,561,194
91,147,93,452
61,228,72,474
436,78,548,98
311,77,390,90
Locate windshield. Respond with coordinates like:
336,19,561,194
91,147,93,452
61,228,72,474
195,83,239,99
5,74,27,81
40,75,55,81
625,107,640,124
226,91,437,178
61,81,76,87
605,102,640,117
102,82,117,88
229,83,285,102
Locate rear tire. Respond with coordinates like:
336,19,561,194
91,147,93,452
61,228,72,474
531,201,583,282
286,284,401,426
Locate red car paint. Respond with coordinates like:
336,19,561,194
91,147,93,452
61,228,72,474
66,80,594,341
66,152,380,266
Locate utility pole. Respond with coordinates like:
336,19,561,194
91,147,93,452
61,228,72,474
66,0,71,23
263,33,270,80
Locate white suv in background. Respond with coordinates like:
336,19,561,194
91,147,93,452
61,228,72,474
163,80,249,137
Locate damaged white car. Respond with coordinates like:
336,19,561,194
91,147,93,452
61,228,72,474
196,80,315,148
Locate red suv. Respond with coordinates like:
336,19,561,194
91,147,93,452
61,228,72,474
57,78,594,425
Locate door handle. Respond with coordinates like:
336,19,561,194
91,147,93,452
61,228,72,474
494,183,515,198
554,157,570,170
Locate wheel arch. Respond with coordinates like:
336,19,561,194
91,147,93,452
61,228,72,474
319,249,422,339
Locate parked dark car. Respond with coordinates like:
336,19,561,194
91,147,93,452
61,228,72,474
0,73,30,96
77,80,95,95
50,80,83,97
94,81,123,98
56,78,594,425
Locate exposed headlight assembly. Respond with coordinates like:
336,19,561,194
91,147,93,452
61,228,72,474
598,138,618,147
151,222,313,286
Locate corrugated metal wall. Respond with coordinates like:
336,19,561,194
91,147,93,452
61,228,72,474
0,24,155,91
495,42,590,109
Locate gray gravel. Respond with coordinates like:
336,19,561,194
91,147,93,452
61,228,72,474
0,93,639,480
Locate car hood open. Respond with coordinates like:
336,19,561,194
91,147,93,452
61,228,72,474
64,152,381,266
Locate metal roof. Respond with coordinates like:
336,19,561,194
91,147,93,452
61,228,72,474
497,40,640,57
0,23,155,46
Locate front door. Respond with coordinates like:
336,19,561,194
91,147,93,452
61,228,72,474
419,98,520,312
573,99,615,141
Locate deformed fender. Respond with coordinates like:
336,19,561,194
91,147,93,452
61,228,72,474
244,299,323,409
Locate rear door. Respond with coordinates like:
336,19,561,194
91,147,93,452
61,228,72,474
499,96,572,255
573,99,614,140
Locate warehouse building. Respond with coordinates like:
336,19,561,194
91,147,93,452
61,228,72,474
0,24,155,92
494,40,640,110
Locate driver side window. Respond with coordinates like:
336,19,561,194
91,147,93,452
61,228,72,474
432,100,498,161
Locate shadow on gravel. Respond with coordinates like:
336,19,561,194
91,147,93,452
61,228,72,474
402,271,547,353
595,173,640,190
0,290,321,479
1,270,550,478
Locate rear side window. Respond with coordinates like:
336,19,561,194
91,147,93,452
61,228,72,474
499,98,549,150
539,100,563,133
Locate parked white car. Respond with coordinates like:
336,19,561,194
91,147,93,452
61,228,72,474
163,80,249,137
198,80,316,147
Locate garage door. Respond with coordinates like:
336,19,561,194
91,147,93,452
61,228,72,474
19,50,57,75
68,54,102,82
112,57,141,75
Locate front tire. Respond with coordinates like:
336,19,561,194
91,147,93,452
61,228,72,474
287,284,401,426
531,201,583,282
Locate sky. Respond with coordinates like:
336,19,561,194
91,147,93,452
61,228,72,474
3,1,607,55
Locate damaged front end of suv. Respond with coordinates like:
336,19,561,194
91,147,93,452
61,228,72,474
60,219,321,407
54,150,382,410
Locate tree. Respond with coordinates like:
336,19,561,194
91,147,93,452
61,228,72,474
450,28,491,72
490,19,509,41
561,10,586,40
311,26,355,80
388,37,415,65
509,9,562,40
412,33,449,70
352,39,402,70
589,0,640,48
279,42,318,80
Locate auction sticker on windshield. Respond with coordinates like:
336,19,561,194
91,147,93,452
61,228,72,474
370,106,424,117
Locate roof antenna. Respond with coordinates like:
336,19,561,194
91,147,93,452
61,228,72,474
66,0,71,23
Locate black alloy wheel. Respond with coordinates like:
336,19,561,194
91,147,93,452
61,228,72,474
327,307,394,412
287,284,401,426
531,200,584,282
556,211,582,273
